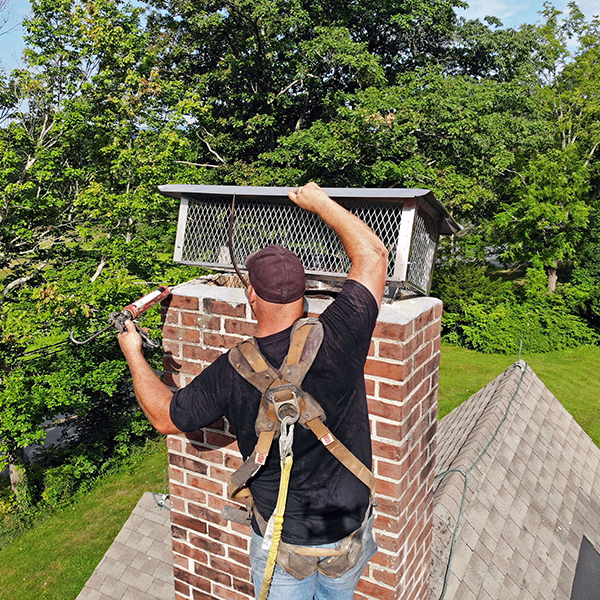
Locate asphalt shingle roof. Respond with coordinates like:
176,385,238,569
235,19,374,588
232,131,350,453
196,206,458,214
430,360,600,600
76,492,174,600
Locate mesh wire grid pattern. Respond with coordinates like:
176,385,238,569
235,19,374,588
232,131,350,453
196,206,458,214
178,194,439,292
407,205,441,293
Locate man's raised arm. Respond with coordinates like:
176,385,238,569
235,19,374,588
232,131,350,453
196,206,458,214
288,182,388,306
118,319,181,435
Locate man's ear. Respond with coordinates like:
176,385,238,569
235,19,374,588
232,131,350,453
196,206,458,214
246,284,255,304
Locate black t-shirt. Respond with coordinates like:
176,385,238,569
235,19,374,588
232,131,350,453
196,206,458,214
170,279,378,545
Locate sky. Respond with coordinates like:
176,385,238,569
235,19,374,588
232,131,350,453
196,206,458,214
0,0,598,71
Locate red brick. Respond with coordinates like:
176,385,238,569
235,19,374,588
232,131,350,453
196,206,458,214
423,319,441,344
189,533,227,556
163,340,181,357
169,453,209,476
356,576,397,599
225,454,244,470
365,358,409,382
183,345,222,363
211,583,250,600
376,456,409,480
168,437,183,453
434,301,443,318
375,420,402,441
203,298,246,317
188,505,226,530
186,442,226,464
415,306,434,330
206,430,237,448
169,465,185,483
371,549,401,570
173,539,209,564
180,361,204,377
192,590,213,600
171,496,186,513
229,547,252,568
204,331,242,349
172,511,208,535
172,524,187,540
195,562,231,586
224,319,257,337
210,465,234,483
173,567,210,592
233,577,254,597
170,296,200,310
183,430,206,444
372,439,403,461
375,477,408,498
181,312,220,329
174,579,190,596
374,513,403,535
365,377,375,396
211,555,251,580
379,330,423,362
169,482,207,505
379,381,408,402
368,398,403,421
373,566,400,587
163,309,179,325
163,325,180,340
375,496,403,518
413,341,433,369
373,320,413,342
368,341,375,356
208,525,250,551
187,474,224,496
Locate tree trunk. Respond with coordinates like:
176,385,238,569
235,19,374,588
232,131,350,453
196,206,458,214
547,263,558,293
7,446,27,495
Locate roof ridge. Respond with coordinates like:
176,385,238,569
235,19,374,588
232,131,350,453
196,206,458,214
435,362,529,483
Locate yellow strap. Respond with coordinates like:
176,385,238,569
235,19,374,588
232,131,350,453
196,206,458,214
258,455,293,600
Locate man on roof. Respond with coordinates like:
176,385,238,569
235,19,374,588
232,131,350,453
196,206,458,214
118,181,388,600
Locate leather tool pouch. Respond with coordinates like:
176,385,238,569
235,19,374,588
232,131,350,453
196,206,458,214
274,524,365,580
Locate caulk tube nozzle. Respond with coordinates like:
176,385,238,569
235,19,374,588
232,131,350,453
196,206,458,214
121,286,171,319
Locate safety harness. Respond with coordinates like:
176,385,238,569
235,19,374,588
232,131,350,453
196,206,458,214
221,318,376,595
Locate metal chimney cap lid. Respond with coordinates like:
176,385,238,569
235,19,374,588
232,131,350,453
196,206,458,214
158,184,461,234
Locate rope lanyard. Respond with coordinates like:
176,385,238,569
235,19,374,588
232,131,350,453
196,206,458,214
258,416,295,600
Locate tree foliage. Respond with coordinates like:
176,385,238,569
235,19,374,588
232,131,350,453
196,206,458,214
0,0,599,509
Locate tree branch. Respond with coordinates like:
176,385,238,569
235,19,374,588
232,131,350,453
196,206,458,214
2,262,48,298
175,160,221,168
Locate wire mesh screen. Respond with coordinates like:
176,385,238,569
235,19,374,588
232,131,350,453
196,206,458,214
407,205,441,292
178,194,404,280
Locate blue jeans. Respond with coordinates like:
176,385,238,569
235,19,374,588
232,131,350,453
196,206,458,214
250,515,377,600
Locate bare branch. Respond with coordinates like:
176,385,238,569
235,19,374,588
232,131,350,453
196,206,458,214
175,160,221,169
2,262,48,298
90,257,107,283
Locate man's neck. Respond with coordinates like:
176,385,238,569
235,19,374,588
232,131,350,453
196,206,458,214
255,316,298,338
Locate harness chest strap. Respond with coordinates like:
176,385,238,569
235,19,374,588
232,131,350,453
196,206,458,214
226,318,376,500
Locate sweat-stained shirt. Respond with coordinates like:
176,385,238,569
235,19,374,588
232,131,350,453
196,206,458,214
169,279,378,545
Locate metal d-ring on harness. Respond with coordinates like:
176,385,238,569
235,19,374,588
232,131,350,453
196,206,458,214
222,319,376,598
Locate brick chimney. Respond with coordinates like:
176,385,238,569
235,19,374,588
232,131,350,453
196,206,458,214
162,281,441,600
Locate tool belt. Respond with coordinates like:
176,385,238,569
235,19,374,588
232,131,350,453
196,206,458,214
221,318,376,580
253,502,370,580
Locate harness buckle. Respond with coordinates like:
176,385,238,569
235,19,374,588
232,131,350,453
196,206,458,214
265,383,302,424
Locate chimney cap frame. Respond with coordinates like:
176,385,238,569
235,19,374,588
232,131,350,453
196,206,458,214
160,184,461,296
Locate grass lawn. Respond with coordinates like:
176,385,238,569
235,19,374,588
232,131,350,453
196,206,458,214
0,344,599,599
0,439,168,600
439,343,600,447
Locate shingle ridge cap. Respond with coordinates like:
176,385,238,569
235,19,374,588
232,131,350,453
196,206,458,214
434,361,529,494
